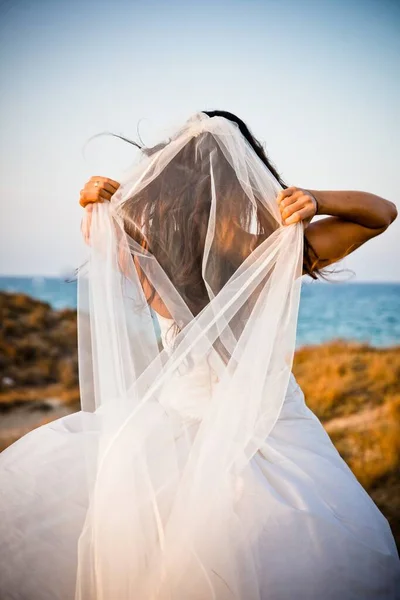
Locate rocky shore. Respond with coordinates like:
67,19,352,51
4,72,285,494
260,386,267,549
0,292,79,449
1,291,399,548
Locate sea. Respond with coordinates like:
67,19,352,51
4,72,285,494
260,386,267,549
1,277,399,348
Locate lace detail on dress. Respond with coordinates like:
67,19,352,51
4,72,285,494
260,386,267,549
155,312,177,355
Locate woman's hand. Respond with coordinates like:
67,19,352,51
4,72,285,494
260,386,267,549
276,186,318,228
79,175,120,208
79,176,120,245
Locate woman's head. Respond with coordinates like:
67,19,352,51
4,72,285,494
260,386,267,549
201,111,286,189
119,119,274,315
111,110,320,310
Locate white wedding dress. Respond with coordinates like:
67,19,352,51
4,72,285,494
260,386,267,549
0,311,399,599
1,112,400,599
155,312,400,599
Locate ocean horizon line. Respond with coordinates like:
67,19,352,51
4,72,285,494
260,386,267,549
1,275,399,285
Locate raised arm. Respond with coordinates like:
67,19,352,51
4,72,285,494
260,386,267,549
276,187,398,274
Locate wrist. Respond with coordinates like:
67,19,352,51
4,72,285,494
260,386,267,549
305,189,321,215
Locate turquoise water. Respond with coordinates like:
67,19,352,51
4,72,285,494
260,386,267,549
1,277,399,348
297,282,400,347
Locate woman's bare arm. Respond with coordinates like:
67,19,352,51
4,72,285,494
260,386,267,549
79,177,398,278
277,187,398,272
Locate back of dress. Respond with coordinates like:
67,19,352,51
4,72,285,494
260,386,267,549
155,310,301,425
155,311,219,423
74,112,304,598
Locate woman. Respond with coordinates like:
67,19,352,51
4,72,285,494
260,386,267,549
0,110,399,600
80,109,398,289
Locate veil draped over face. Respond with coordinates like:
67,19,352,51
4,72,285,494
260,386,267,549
75,112,304,599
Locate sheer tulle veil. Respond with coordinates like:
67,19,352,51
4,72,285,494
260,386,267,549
75,111,304,599
1,111,399,600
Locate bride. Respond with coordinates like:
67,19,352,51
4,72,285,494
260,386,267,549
0,110,399,599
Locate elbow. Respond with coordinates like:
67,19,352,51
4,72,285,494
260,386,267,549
388,201,398,224
364,193,398,229
378,200,398,229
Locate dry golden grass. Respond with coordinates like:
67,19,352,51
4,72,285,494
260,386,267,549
328,396,400,487
293,341,400,420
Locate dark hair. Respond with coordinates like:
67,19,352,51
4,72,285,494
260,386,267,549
105,110,322,305
202,110,320,279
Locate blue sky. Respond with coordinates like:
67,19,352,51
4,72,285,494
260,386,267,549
1,0,399,280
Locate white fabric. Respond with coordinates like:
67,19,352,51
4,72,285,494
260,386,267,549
0,112,399,599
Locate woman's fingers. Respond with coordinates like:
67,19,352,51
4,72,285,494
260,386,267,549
284,206,313,225
79,188,113,207
89,175,120,190
276,187,317,226
281,198,305,219
281,197,314,220
89,176,120,194
79,176,121,208
276,186,299,206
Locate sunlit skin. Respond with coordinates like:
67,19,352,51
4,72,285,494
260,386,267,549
79,176,398,318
